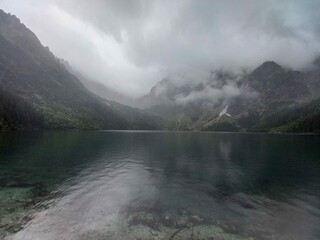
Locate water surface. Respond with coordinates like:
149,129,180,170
1,131,320,239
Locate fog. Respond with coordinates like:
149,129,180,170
1,0,320,97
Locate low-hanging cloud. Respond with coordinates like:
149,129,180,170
166,70,257,109
1,0,320,97
175,84,241,105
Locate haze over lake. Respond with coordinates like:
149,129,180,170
1,131,320,240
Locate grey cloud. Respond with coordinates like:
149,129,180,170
1,0,320,97
175,84,241,105
55,0,151,42
173,71,251,107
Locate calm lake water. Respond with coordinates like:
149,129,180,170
1,131,320,240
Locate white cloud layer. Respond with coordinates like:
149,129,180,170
1,0,320,97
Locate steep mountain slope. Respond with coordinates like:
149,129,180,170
0,10,162,131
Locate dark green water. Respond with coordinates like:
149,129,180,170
1,131,320,239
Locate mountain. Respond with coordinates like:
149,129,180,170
231,61,317,132
0,9,163,131
1,9,319,133
142,60,320,133
248,61,309,102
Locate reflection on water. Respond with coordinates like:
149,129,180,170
1,131,320,239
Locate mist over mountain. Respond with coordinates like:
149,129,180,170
1,0,320,97
140,60,320,132
1,1,320,133
0,10,162,131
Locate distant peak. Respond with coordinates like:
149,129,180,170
260,61,281,69
252,60,283,75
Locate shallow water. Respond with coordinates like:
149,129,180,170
1,131,320,239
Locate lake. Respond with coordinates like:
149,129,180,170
1,131,320,240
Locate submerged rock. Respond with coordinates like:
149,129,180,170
108,204,254,240
0,187,32,238
0,184,53,239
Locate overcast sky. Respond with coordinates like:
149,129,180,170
1,0,320,97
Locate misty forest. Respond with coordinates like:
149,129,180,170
0,1,320,240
